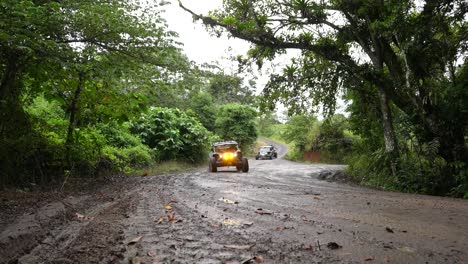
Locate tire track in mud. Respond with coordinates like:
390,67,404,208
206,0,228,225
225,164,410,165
11,192,137,264
120,173,338,263
122,174,267,264
0,180,139,264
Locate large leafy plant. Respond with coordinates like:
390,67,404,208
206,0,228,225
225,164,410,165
131,107,213,163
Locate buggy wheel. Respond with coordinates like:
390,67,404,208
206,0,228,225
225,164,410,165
241,157,249,172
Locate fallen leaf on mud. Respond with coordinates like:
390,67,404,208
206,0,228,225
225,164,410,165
253,256,264,264
220,198,237,205
276,226,288,231
255,209,272,215
167,212,176,222
163,205,172,210
313,196,321,200
385,227,394,233
326,242,342,250
75,213,85,220
241,256,263,264
154,217,164,224
147,250,157,257
74,213,93,221
223,219,240,226
398,246,416,253
128,236,143,245
224,244,253,250
169,200,177,203
303,244,314,251
243,222,254,226
364,256,374,261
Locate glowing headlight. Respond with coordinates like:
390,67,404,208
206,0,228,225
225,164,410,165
221,153,236,159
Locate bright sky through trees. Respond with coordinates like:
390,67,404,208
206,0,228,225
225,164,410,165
160,1,250,66
160,0,348,118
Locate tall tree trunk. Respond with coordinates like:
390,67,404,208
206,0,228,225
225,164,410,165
65,71,85,163
369,48,399,154
377,86,398,154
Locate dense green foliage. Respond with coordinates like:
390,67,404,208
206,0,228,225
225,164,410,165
24,95,154,178
206,73,256,105
181,0,467,197
1,0,181,186
187,92,217,131
131,107,213,163
267,114,355,164
0,0,259,188
0,0,258,188
215,103,258,151
257,112,281,138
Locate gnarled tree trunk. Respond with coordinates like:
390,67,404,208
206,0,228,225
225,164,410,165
377,86,398,154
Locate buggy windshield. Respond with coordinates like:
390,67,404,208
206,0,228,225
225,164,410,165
260,147,271,153
215,144,238,153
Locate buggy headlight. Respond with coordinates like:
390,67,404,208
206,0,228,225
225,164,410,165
222,153,235,159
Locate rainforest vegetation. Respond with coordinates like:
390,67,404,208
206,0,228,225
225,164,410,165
180,0,467,197
0,0,257,187
1,0,466,197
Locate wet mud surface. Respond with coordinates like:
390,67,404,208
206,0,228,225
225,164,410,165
1,141,467,263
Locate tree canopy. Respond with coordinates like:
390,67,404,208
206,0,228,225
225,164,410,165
180,0,466,155
0,0,190,186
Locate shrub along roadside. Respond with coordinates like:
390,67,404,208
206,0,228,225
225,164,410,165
0,96,156,188
269,114,356,164
130,107,215,164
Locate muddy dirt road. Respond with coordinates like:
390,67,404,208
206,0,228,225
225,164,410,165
1,140,467,263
